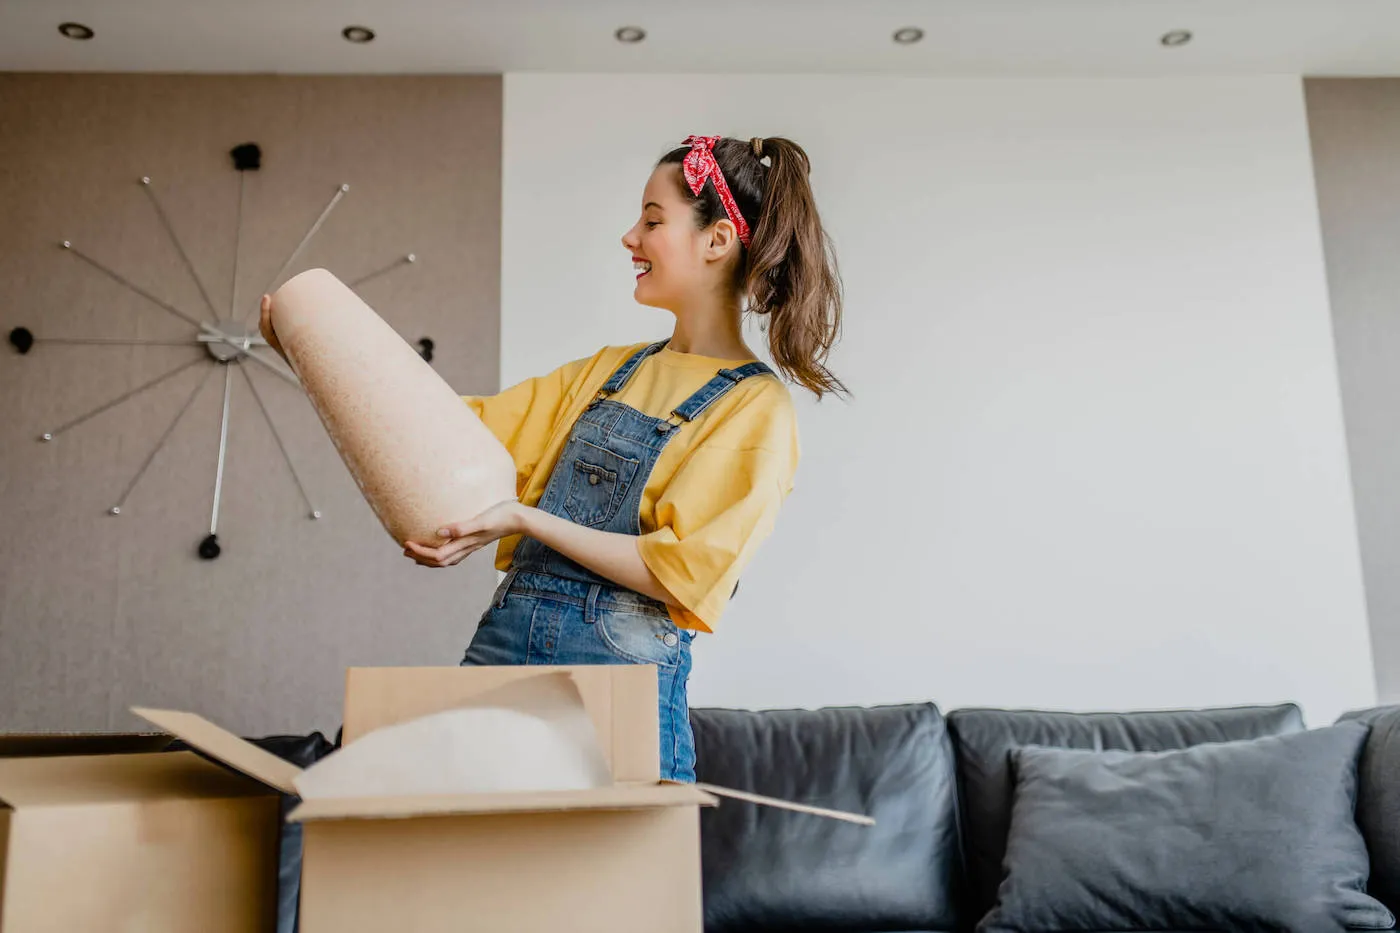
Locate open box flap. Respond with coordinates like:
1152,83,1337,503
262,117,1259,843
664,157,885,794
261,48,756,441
286,781,874,825
696,783,875,826
130,708,301,795
287,781,716,822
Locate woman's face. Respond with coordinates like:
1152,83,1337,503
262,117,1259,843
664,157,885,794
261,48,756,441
621,164,726,312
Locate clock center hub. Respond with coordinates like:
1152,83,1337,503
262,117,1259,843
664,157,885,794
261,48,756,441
201,318,259,362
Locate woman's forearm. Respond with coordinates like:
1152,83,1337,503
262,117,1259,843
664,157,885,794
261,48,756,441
519,508,678,606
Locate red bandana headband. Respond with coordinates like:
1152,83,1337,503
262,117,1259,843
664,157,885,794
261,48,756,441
681,135,752,248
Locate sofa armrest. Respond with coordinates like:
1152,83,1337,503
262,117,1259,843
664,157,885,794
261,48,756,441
1339,705,1400,914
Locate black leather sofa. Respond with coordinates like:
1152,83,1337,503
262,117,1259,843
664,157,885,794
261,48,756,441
243,700,1400,933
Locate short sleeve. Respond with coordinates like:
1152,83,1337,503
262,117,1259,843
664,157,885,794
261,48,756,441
637,395,799,631
462,357,593,497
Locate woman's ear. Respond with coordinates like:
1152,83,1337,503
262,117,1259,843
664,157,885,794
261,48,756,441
704,219,740,262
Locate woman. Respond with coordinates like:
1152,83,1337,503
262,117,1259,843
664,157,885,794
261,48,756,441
265,135,843,782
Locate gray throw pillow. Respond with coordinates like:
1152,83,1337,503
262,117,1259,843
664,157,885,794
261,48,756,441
978,721,1394,933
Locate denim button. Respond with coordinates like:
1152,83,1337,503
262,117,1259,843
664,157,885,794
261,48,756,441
656,423,672,434
588,473,600,486
663,632,679,648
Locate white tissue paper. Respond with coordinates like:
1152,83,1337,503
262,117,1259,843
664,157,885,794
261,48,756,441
292,672,614,799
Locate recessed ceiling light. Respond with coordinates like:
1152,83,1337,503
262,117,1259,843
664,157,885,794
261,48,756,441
58,22,94,41
615,26,646,44
1160,29,1192,47
342,25,375,44
893,26,924,45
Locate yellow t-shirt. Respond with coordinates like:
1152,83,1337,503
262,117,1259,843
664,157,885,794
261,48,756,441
463,343,799,632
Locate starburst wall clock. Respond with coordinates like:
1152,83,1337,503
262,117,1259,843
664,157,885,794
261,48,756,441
7,142,435,560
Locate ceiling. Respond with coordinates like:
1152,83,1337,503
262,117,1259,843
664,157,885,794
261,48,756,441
3,0,1400,77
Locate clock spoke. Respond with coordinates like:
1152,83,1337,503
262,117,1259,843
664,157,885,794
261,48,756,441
347,252,417,290
238,345,301,387
39,354,207,442
208,362,234,538
241,364,321,520
245,183,350,327
230,170,248,318
30,337,201,348
109,364,218,515
61,241,205,331
141,176,220,321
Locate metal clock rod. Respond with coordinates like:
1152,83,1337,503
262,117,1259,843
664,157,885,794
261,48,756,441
230,170,248,318
348,252,416,289
63,241,205,330
246,183,350,327
140,176,220,321
32,337,200,347
109,364,218,515
209,362,234,537
39,354,206,441
62,240,299,387
240,364,321,520
195,323,300,387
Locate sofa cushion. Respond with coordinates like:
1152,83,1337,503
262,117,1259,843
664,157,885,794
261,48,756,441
977,722,1393,932
945,703,1304,919
1340,706,1400,915
692,703,963,933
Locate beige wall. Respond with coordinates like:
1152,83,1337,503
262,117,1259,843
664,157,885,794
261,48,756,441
1306,78,1400,705
0,74,503,736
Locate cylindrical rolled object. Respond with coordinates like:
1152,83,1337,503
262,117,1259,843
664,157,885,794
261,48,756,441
269,268,515,546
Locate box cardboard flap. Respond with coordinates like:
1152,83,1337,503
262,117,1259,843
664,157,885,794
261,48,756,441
0,732,173,758
696,783,875,826
287,781,716,823
0,751,276,808
343,666,660,783
131,708,301,795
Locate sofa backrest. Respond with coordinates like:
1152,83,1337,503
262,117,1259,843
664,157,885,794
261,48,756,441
692,703,963,933
944,703,1305,920
1339,705,1400,915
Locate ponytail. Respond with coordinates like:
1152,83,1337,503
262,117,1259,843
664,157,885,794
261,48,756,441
658,136,846,399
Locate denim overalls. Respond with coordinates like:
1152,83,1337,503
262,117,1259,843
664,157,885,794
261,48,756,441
461,341,775,782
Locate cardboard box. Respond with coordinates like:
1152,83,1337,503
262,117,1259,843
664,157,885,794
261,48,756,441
134,665,870,933
0,734,280,933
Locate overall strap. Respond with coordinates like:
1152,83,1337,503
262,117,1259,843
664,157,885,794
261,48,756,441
672,362,776,423
598,341,669,396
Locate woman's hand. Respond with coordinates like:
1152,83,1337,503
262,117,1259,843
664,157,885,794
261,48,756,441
403,499,681,610
258,294,289,364
403,499,530,568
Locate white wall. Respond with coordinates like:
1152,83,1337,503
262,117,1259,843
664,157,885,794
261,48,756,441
501,74,1376,726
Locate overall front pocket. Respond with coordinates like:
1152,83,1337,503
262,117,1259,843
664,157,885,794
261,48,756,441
562,442,639,528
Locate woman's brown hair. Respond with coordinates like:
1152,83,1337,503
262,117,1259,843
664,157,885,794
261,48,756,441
658,136,846,399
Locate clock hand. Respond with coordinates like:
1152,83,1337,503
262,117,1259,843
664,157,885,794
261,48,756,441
61,240,299,386
196,323,299,387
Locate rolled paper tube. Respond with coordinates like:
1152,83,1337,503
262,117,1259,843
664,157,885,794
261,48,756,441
270,269,516,546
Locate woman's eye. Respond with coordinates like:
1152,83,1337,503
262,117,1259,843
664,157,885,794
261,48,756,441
645,221,660,229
